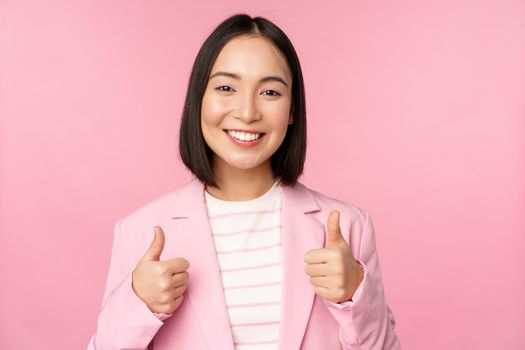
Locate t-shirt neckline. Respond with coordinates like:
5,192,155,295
204,178,281,205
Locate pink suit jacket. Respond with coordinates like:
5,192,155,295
87,178,401,349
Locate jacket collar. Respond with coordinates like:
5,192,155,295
169,177,321,218
166,177,324,350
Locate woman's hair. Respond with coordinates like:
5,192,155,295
179,13,307,188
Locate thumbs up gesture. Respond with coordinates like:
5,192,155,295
132,226,190,315
304,210,364,303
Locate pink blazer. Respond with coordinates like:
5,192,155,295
87,178,401,349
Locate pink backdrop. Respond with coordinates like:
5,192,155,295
1,0,524,349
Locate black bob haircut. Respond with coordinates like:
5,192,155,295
178,13,307,188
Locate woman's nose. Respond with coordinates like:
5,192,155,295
236,93,261,123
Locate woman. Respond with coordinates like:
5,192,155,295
88,13,401,350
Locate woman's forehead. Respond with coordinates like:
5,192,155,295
210,35,292,81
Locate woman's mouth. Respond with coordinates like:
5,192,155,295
224,130,265,147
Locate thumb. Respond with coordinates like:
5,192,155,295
141,226,165,261
326,210,344,247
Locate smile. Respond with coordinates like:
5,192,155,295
225,130,264,141
223,129,265,148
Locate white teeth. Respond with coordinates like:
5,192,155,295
227,130,261,141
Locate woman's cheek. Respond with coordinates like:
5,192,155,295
210,95,233,113
202,95,227,122
262,99,290,118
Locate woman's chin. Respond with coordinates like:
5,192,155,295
227,161,260,171
223,157,267,172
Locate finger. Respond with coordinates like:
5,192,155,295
309,276,330,288
162,294,184,315
171,271,189,287
314,286,330,299
304,248,337,264
173,283,188,297
326,210,345,248
141,226,165,261
304,263,331,277
166,257,190,274
163,284,187,300
168,294,185,313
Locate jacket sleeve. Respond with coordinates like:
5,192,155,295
322,210,402,350
87,220,165,350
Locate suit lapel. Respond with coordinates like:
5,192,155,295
165,179,234,350
278,183,325,349
165,178,324,350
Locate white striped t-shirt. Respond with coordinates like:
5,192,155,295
204,180,282,350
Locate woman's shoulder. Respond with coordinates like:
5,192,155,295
117,180,197,226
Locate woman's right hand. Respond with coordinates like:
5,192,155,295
131,226,190,315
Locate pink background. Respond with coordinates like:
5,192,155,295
1,0,524,349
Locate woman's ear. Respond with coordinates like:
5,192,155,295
288,114,294,125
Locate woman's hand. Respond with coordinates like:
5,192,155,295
304,210,364,303
132,226,190,315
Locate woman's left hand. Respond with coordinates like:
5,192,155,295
304,210,364,303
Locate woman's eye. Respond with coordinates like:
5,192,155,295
261,89,281,96
215,85,235,93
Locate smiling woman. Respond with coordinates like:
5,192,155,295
87,13,401,350
178,15,307,198
201,35,294,199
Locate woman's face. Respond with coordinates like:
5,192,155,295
201,34,293,176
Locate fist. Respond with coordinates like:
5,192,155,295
304,210,364,303
132,226,190,315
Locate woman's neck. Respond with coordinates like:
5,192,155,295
206,160,276,201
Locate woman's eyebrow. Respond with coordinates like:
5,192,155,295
209,71,289,87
